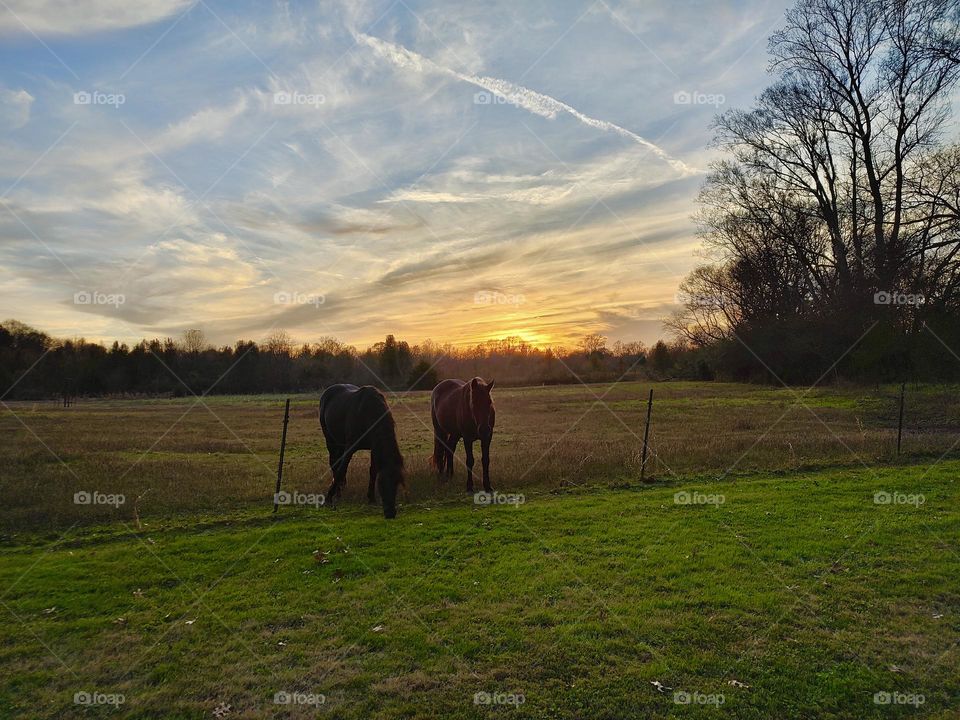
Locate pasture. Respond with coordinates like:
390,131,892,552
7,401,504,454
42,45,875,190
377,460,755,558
4,381,960,529
1,381,959,718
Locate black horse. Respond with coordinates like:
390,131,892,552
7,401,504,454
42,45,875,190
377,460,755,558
319,384,404,519
431,377,495,494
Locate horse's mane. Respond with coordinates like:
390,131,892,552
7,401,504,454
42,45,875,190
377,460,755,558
378,408,404,470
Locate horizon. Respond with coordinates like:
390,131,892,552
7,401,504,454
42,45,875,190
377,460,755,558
3,316,659,355
0,0,793,349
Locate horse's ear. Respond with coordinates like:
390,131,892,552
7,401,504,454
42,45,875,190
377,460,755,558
471,377,480,388
488,379,495,391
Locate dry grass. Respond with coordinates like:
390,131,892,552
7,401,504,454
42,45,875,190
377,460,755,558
2,381,959,530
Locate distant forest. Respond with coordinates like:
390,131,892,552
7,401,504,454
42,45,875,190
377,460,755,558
0,321,680,399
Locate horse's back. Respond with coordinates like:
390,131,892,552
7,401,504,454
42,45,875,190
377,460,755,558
320,384,360,434
320,384,390,447
431,378,465,408
320,383,358,415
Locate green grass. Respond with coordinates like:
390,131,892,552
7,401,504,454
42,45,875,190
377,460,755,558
1,461,957,718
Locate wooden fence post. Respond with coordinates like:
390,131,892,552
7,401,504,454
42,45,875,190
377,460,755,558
273,398,291,513
641,388,654,482
896,382,905,456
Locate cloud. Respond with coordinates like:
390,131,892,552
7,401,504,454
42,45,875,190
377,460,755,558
0,0,195,35
153,95,249,153
354,32,698,175
381,146,690,209
0,87,33,130
0,0,787,349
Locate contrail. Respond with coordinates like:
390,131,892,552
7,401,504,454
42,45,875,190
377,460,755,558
354,32,697,176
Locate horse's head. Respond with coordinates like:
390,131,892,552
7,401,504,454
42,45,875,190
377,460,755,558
469,377,495,434
378,464,403,519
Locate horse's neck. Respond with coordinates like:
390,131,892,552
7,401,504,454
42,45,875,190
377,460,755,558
372,428,402,468
457,385,476,430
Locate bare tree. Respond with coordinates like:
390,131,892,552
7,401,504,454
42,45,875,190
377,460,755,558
180,328,208,353
674,0,960,348
264,329,293,355
579,333,608,355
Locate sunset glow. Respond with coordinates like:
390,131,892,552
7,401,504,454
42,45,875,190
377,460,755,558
0,0,789,349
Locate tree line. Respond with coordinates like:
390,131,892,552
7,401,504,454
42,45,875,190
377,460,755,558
0,321,698,400
670,0,960,383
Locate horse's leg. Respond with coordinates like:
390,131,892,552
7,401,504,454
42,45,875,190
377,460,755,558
325,445,343,504
481,434,493,493
367,455,377,504
432,414,446,478
327,449,353,506
445,434,459,478
336,451,354,501
464,439,475,493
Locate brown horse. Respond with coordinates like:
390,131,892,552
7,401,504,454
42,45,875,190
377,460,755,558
319,384,404,518
430,377,495,493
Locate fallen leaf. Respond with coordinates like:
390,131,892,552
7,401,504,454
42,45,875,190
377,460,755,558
185,619,196,625
728,679,750,688
650,680,671,693
372,625,384,633
42,607,56,615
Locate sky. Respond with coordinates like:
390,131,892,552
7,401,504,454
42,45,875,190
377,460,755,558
0,0,792,350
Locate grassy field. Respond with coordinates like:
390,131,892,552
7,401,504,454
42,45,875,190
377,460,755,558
3,381,960,529
1,382,959,718
0,463,957,718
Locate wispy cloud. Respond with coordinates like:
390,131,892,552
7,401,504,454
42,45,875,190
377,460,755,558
0,0,786,348
355,31,697,175
0,0,195,35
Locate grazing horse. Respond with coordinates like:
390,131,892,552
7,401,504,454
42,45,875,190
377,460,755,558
431,377,495,493
319,384,404,519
